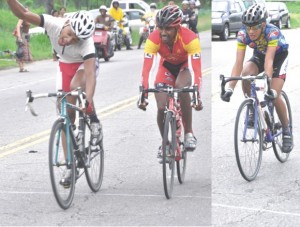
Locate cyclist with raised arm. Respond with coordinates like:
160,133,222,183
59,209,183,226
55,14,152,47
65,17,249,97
137,5,203,162
220,4,293,153
7,0,102,184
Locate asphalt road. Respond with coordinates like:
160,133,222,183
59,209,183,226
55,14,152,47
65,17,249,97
0,31,211,226
212,28,300,226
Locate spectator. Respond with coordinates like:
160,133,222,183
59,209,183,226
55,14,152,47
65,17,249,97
59,7,66,17
168,1,175,5
14,7,32,72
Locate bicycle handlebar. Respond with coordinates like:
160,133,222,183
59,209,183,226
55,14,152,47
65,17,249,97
141,86,198,94
220,72,271,95
25,87,86,117
139,85,199,108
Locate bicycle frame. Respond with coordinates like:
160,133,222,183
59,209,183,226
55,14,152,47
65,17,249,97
165,92,183,160
25,89,88,166
220,73,281,145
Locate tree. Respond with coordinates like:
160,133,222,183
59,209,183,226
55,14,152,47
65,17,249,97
46,0,54,14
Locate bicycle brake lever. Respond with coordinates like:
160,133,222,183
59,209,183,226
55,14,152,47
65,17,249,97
25,102,38,116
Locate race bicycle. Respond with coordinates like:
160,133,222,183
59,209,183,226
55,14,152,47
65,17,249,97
140,85,199,199
220,73,293,181
25,88,104,209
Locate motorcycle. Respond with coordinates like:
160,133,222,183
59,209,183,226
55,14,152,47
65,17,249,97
138,17,156,49
181,14,190,29
112,16,132,51
93,23,114,62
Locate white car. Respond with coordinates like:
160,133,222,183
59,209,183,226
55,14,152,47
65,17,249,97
110,0,150,12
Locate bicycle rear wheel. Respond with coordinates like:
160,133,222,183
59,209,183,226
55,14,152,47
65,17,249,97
49,119,76,209
162,111,176,199
234,100,263,181
84,120,104,192
273,91,292,162
176,119,187,184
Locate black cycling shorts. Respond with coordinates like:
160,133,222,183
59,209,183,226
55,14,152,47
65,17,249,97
248,50,288,81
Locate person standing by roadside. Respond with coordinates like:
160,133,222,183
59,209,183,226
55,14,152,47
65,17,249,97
59,7,66,18
14,7,32,72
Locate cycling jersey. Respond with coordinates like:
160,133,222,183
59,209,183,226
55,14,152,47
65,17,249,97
109,7,124,28
40,14,97,91
40,14,95,63
142,26,201,91
237,23,289,55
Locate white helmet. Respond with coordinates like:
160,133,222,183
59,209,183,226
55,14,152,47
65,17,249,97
99,5,107,11
70,11,95,40
182,0,189,5
150,3,157,9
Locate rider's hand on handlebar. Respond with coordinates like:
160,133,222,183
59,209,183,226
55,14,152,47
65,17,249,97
137,93,148,111
192,96,203,111
264,89,277,101
221,87,233,102
81,100,94,115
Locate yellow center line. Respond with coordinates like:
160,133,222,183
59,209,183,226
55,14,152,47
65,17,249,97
0,68,211,158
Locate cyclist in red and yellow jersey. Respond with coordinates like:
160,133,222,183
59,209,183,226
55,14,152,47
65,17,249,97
138,5,203,159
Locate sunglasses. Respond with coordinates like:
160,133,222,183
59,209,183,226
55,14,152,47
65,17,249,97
245,23,263,31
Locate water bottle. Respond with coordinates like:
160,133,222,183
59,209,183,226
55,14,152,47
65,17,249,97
76,128,83,153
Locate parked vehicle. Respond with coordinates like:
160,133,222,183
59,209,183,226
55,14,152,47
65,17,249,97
212,0,246,41
242,0,265,9
265,2,291,29
110,0,150,12
93,23,114,62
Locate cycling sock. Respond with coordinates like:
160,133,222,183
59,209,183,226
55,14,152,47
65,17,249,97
89,112,99,123
282,127,291,135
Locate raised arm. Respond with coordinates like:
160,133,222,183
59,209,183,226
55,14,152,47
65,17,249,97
7,0,41,26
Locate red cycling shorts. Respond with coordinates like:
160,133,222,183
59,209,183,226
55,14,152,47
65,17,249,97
56,62,83,92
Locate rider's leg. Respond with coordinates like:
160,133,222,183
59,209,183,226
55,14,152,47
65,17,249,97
71,68,101,148
241,61,259,96
271,78,289,129
175,68,192,133
154,92,169,137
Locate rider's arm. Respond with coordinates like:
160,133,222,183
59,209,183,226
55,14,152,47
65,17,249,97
229,30,247,90
264,46,276,79
230,48,246,89
185,37,202,93
81,38,97,105
264,29,279,79
7,0,41,26
141,37,159,92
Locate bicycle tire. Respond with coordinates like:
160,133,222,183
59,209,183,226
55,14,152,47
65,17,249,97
162,111,176,199
234,100,263,181
273,91,292,163
49,119,76,209
176,117,187,184
84,120,104,192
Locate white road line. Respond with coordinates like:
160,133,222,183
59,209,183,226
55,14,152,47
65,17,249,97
0,190,211,199
0,68,211,158
0,78,54,92
213,203,300,217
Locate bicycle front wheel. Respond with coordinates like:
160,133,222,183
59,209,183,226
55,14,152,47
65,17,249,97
234,100,263,181
49,119,76,209
84,120,104,192
162,111,176,199
273,91,292,163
